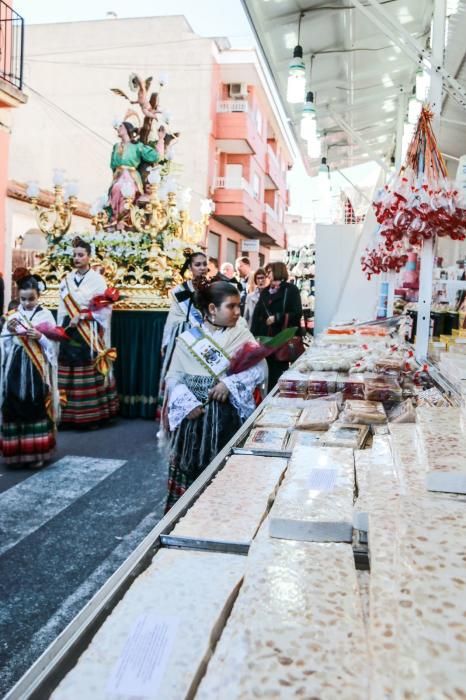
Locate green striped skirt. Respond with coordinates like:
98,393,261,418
1,418,56,465
58,362,119,426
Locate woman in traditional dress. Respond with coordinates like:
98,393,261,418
160,250,208,384
0,270,59,468
57,237,119,428
108,121,164,223
164,280,265,510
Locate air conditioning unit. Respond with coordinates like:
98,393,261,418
228,82,248,99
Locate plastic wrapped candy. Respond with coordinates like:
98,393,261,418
364,375,402,403
362,106,466,278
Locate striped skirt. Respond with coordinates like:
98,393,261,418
165,378,242,512
58,362,119,426
1,418,56,465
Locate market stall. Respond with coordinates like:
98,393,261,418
6,315,466,699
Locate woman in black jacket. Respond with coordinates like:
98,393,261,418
251,261,303,390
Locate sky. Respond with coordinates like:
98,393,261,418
14,0,376,218
15,0,252,43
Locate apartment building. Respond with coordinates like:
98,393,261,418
6,15,295,282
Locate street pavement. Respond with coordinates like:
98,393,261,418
0,418,168,696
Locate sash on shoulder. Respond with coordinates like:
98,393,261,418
174,284,203,326
63,281,117,376
14,313,56,420
180,326,231,378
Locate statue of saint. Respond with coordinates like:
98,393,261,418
108,121,165,228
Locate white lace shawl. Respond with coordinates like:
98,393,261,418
0,304,59,421
166,323,265,431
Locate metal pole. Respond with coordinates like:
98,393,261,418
394,87,407,171
415,0,446,362
351,0,466,111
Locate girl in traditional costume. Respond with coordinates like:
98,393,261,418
57,237,119,428
0,270,59,468
160,250,208,384
164,280,265,510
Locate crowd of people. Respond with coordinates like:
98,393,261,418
0,248,303,513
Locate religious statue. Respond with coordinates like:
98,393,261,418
108,73,180,229
108,121,165,227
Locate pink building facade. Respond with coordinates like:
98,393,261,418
208,61,292,269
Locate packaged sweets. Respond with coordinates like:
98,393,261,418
307,371,338,396
375,357,404,374
388,399,416,423
341,400,387,425
244,427,289,452
278,370,308,398
364,375,402,403
335,373,365,399
296,401,339,430
254,406,301,429
322,422,369,449
286,430,323,449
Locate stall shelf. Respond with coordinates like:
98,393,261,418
7,322,464,700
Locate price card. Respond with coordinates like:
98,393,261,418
107,614,179,698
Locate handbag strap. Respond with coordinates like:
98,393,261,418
282,286,289,330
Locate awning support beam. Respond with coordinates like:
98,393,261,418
352,0,466,112
328,109,389,172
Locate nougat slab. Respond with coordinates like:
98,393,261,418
171,455,287,545
196,536,369,699
51,550,244,700
269,445,355,542
369,497,466,698
353,435,395,532
416,406,466,493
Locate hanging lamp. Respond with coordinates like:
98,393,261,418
300,91,317,139
286,13,306,104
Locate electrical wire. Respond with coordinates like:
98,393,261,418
24,83,113,146
23,83,210,201
25,58,216,71
26,35,202,58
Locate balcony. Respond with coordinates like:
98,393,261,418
215,100,265,157
265,145,286,190
213,175,265,238
263,204,286,248
0,0,26,108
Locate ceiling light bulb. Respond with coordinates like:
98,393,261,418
300,91,317,140
287,45,306,104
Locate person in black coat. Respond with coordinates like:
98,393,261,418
251,261,303,391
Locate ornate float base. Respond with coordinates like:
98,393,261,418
39,283,170,311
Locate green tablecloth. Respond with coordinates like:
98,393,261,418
111,310,168,419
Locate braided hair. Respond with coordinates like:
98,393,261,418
72,236,91,255
12,267,46,293
193,278,240,317
180,248,207,278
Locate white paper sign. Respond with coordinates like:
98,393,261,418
308,468,338,492
241,239,260,252
107,615,179,698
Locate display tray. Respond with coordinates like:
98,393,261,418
7,335,460,700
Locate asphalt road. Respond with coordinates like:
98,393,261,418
0,418,168,696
